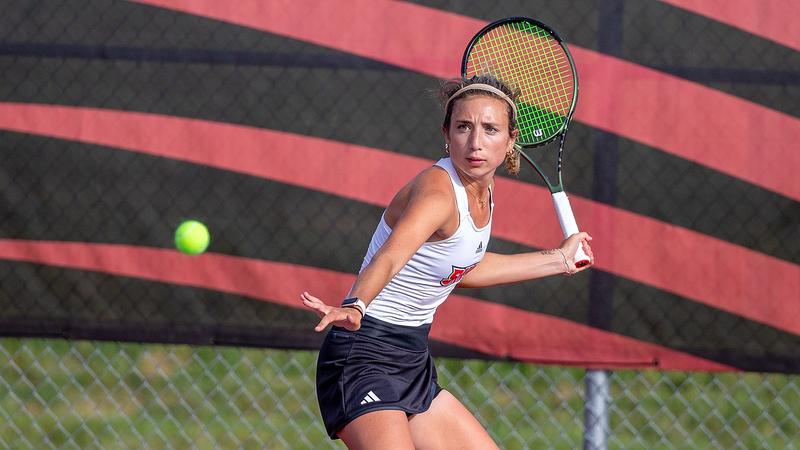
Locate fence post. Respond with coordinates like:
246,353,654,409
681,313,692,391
582,1,622,448
583,369,609,450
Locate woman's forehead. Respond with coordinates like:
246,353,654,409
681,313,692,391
451,95,510,120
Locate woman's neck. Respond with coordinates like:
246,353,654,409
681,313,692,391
455,170,492,209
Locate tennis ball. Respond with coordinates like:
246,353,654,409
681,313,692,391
174,220,210,255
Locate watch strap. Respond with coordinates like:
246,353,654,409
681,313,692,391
341,297,366,316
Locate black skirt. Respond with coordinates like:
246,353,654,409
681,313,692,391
315,315,442,439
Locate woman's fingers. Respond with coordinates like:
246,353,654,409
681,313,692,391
314,315,333,332
579,234,595,264
561,233,588,260
314,309,360,332
302,292,362,331
301,291,322,304
301,291,331,318
559,232,596,274
582,240,595,260
573,240,595,273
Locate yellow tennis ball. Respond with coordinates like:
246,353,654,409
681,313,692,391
174,220,210,255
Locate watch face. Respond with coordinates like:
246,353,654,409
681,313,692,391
341,297,360,306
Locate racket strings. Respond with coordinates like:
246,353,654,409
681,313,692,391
466,21,575,144
502,24,572,130
504,26,570,138
469,30,568,109
513,23,572,109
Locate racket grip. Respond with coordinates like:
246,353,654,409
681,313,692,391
551,191,591,268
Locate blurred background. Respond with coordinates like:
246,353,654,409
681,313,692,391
1,0,798,448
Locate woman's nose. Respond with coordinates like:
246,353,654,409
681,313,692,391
469,130,481,149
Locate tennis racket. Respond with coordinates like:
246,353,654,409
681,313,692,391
462,16,590,267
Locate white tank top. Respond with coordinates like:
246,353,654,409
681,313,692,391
359,157,493,326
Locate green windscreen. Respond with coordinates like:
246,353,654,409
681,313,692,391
464,19,576,145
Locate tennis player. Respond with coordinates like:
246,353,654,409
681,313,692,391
302,74,594,449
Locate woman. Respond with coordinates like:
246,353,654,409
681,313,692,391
302,75,594,449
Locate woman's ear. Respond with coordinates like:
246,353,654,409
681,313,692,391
508,129,519,149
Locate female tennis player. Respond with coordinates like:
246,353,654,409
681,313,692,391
301,74,594,449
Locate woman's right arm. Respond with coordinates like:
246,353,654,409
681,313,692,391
302,168,455,331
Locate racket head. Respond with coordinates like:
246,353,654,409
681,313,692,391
462,17,578,147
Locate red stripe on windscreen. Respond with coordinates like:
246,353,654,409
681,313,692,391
0,103,797,336
660,0,800,52
131,0,800,201
0,239,732,371
0,102,420,206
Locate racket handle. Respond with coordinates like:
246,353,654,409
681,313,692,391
551,191,591,268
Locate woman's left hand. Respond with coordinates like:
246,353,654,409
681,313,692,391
559,232,594,275
301,291,363,332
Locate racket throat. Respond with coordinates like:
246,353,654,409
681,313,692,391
519,149,564,193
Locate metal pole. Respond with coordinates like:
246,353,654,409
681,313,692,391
583,1,621,448
583,369,609,450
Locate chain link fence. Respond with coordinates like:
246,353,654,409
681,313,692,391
2,339,798,449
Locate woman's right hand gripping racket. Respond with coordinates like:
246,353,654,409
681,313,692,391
462,17,590,268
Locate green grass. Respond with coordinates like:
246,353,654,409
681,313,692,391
1,339,797,449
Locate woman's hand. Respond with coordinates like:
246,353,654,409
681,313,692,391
301,291,363,332
558,232,594,275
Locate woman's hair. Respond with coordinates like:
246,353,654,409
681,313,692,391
439,75,521,175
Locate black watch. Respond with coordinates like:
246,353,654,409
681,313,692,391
341,297,366,316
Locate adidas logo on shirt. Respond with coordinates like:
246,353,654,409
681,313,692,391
475,241,483,254
360,390,381,405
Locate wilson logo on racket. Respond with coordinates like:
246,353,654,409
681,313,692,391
533,128,543,137
440,263,478,286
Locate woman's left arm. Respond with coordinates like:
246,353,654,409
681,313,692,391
459,232,593,288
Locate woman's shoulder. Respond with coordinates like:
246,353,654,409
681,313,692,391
384,164,459,231
412,164,452,192
388,165,455,214
402,165,456,207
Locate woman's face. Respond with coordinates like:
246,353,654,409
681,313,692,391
444,94,517,182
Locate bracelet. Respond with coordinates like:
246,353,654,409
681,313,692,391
341,297,366,317
556,249,572,275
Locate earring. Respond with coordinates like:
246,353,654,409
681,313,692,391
507,143,520,158
444,143,449,154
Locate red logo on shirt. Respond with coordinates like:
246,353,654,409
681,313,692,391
440,263,478,286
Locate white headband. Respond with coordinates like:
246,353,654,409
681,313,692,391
445,83,517,122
